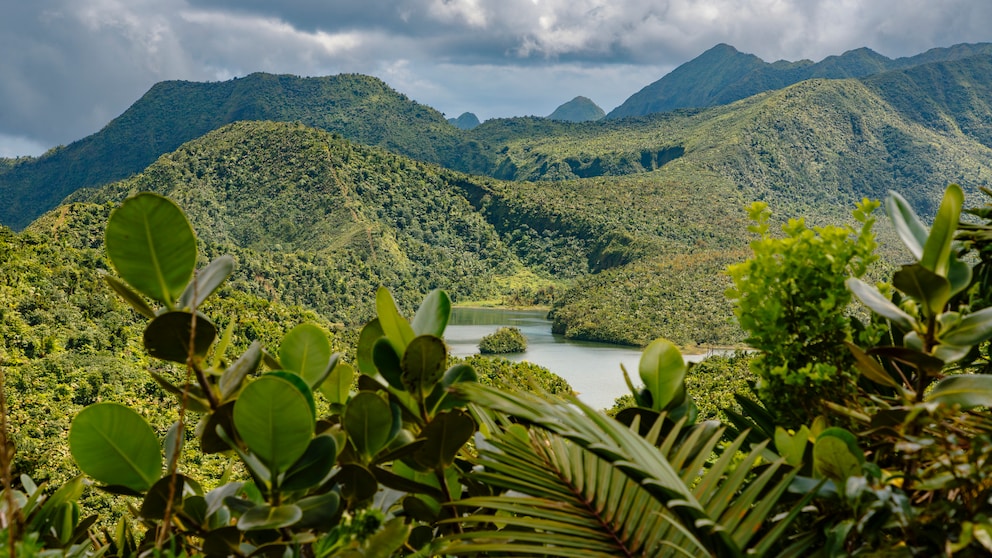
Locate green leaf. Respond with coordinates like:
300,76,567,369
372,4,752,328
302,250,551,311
948,254,973,298
319,361,355,405
334,463,379,505
237,503,302,531
868,346,945,375
294,492,341,530
638,338,687,411
233,375,314,475
357,318,385,377
219,341,262,401
105,192,197,308
143,311,217,364
364,517,410,558
179,255,234,310
921,184,964,277
344,392,395,460
774,426,809,467
372,337,404,390
414,410,476,470
885,190,928,260
813,428,864,484
101,272,156,319
939,307,992,346
846,278,916,332
69,403,162,492
280,435,338,492
279,323,332,388
893,264,950,317
928,375,992,409
376,286,416,356
401,335,448,397
845,342,900,389
266,371,316,420
426,363,478,412
411,289,451,337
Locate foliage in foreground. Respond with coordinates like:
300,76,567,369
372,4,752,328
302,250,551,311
10,182,992,556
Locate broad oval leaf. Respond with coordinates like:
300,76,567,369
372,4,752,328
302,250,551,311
143,311,217,364
233,375,314,475
928,375,992,409
179,255,235,309
846,278,916,332
69,403,162,492
411,289,451,337
344,392,395,459
638,338,687,411
813,428,864,484
845,342,901,389
279,323,332,388
280,435,338,492
101,272,156,319
295,492,341,529
320,361,355,405
372,337,404,390
939,306,992,347
266,371,316,420
413,410,476,470
219,341,262,401
376,286,415,356
401,335,447,397
357,318,385,377
237,503,302,531
105,193,197,307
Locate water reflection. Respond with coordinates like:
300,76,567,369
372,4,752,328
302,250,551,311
446,308,706,410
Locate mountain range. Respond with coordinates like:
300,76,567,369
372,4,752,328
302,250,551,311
4,42,992,348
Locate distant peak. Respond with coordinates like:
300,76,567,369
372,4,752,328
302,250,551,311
548,96,605,122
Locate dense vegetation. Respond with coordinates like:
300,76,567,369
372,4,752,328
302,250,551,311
477,327,527,354
547,96,605,122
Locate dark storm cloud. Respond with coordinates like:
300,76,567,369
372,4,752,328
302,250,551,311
2,0,992,156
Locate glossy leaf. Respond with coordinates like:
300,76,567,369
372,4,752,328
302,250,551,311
638,338,687,411
356,318,385,377
179,255,234,310
846,278,916,332
372,337,404,390
928,375,992,409
320,360,355,405
141,475,198,520
237,503,302,531
920,184,963,277
845,342,901,389
295,492,341,529
939,307,992,346
376,286,416,355
775,426,810,468
69,403,162,492
402,335,447,397
143,311,217,364
198,402,235,454
279,323,332,388
335,463,379,505
280,435,338,492
266,371,316,420
344,392,395,459
414,410,476,469
233,375,314,475
885,190,928,260
411,289,451,337
427,363,478,412
101,272,155,319
105,193,196,307
893,264,950,317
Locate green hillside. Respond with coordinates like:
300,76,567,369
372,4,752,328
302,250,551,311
0,73,461,230
608,42,992,118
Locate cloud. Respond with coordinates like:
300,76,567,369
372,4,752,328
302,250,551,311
1,0,991,156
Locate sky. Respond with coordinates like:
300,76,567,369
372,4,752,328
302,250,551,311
2,0,991,157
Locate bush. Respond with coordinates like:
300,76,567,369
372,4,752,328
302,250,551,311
478,326,527,353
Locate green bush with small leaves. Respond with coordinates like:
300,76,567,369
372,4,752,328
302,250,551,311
478,326,527,354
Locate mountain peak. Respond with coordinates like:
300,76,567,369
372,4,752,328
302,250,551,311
548,96,605,122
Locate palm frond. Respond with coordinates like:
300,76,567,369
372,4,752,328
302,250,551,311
450,383,810,557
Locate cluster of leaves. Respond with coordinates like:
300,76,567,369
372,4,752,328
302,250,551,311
477,327,527,354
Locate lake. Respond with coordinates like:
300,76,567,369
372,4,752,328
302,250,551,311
446,307,710,410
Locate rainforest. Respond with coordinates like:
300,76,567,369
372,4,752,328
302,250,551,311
5,41,992,556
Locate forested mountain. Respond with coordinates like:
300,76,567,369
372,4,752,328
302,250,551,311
548,96,606,122
0,73,461,230
607,42,992,118
448,112,481,129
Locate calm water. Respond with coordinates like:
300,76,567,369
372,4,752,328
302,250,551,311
446,307,707,410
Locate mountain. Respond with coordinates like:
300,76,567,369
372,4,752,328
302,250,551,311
607,42,992,118
0,73,461,230
448,112,481,129
548,96,606,122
